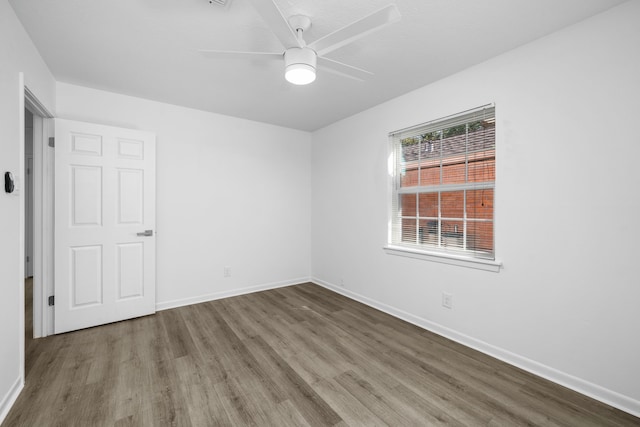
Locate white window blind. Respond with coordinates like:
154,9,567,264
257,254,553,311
389,105,495,260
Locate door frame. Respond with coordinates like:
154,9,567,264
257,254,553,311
25,86,55,338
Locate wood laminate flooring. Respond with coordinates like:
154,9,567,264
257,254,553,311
4,282,639,426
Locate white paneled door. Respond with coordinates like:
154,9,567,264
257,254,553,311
54,119,156,334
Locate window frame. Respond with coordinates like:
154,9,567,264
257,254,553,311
385,104,501,272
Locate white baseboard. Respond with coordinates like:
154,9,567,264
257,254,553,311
311,277,640,418
156,276,311,311
0,377,23,426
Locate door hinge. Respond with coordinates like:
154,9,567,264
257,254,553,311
27,168,31,175
48,137,55,148
26,255,29,263
48,295,55,306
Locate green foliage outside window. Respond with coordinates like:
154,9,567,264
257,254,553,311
401,121,488,146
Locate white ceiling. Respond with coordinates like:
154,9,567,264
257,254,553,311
10,0,626,131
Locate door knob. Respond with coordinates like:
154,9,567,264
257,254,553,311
136,230,153,237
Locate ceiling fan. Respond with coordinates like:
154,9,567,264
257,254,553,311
200,0,401,85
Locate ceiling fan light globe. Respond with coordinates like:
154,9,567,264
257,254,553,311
285,63,316,85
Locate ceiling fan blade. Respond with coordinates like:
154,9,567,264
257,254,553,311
246,0,302,49
199,50,283,61
309,4,401,57
317,57,374,82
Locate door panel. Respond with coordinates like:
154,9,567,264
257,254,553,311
116,242,144,300
117,168,144,224
70,245,102,307
71,165,102,225
55,119,156,334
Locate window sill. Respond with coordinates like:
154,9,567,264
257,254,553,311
383,245,502,272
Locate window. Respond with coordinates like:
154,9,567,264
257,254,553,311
389,105,495,261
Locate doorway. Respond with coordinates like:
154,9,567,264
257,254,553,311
23,91,157,339
24,87,55,340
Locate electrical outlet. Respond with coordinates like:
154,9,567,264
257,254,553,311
442,292,453,309
224,266,231,277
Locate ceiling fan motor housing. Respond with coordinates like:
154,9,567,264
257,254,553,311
285,47,316,69
284,47,317,84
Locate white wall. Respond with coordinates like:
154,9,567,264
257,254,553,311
56,83,312,309
0,0,55,422
311,0,640,416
